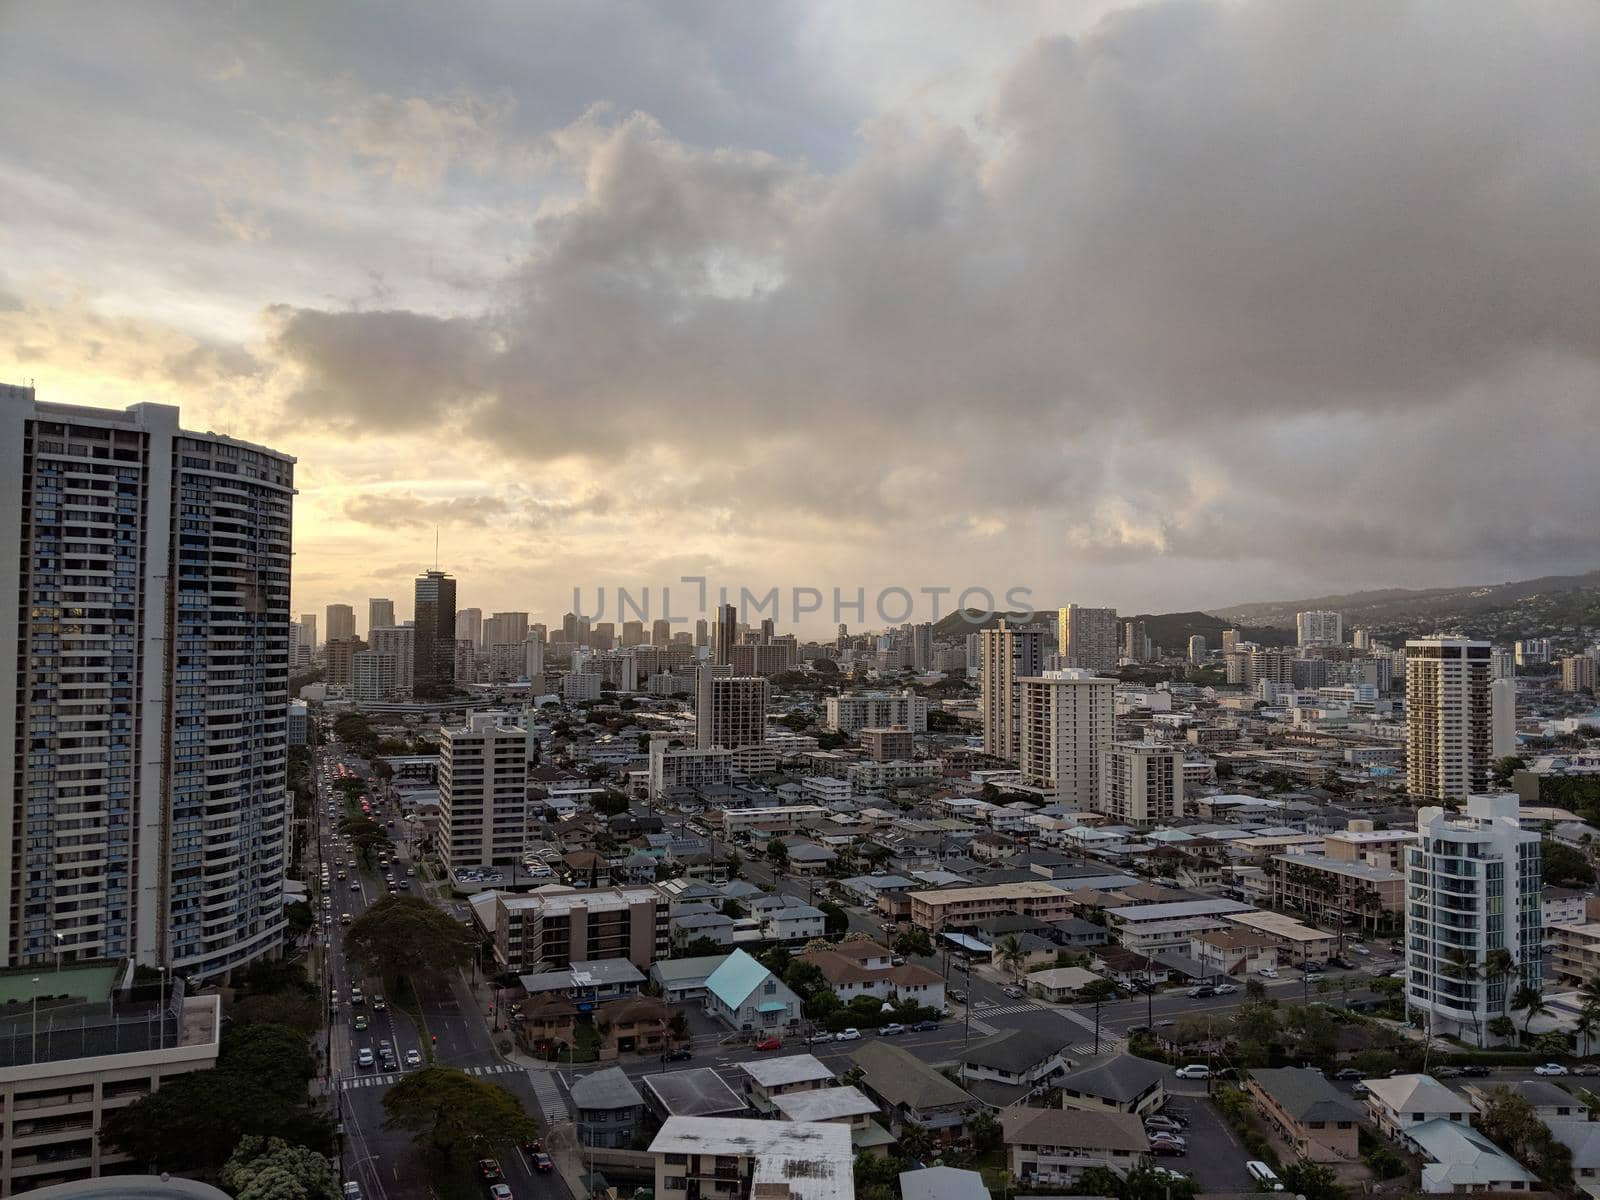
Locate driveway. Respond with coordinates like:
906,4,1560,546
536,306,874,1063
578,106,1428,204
1159,1089,1255,1192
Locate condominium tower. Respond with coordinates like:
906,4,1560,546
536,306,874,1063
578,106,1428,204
325,603,355,642
1057,605,1119,672
0,386,294,976
456,607,483,649
980,620,1047,760
439,711,529,869
695,668,768,751
713,603,738,667
367,597,395,634
1296,610,1343,647
1405,638,1492,801
1017,670,1115,805
1098,742,1183,826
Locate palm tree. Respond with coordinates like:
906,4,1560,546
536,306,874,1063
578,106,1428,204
1483,948,1517,1036
1443,948,1484,1045
995,934,1026,983
1574,1001,1600,1058
1511,985,1551,1041
1579,972,1600,1014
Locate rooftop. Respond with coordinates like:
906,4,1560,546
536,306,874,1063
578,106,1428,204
642,1067,747,1116
1057,1053,1167,1103
704,949,775,1009
649,1117,854,1200
1106,898,1254,922
570,1065,644,1111
772,1085,879,1122
1249,1067,1365,1124
1000,1106,1148,1153
739,1053,835,1088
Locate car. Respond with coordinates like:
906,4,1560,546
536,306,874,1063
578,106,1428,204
1325,957,1353,970
1302,970,1324,981
1351,945,1371,956
912,1020,940,1032
1433,1066,1462,1079
532,1153,554,1174
880,1023,907,1036
1148,1140,1186,1157
1351,1082,1370,1097
405,1049,422,1067
1332,1068,1362,1081
1535,1062,1569,1076
381,1054,399,1071
1257,967,1279,979
1002,985,1024,999
664,1046,693,1062
807,1032,834,1045
353,1014,369,1031
1574,1064,1600,1076
1212,984,1238,995
1145,1116,1186,1134
371,995,386,1011
478,1158,505,1182
342,1184,363,1200
1173,1064,1210,1079
754,1037,783,1051
350,881,361,892
489,1186,514,1200
356,1048,375,1068
1186,985,1216,999
1151,1168,1190,1183
949,990,967,1004
1246,1160,1285,1191
1149,1132,1187,1150
1456,1065,1491,1078
835,1028,862,1041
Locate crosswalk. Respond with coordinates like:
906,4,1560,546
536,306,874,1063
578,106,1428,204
975,1001,1042,1017
1064,1036,1126,1059
529,1069,568,1120
341,1062,525,1091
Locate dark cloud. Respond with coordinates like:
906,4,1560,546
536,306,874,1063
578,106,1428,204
343,488,613,531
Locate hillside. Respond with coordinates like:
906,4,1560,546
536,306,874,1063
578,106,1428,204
929,608,1291,651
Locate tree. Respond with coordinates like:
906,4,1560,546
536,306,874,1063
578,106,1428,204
1121,1165,1200,1200
1511,985,1551,1038
1279,1158,1342,1200
590,790,630,817
1078,979,1119,1003
994,934,1026,981
221,1134,340,1200
766,838,790,869
221,1023,318,1098
338,814,393,866
383,1068,539,1160
719,897,746,918
1443,948,1484,1043
1491,754,1527,788
896,1121,933,1163
967,1109,1002,1153
1245,977,1267,1002
1475,1085,1574,1189
1541,839,1596,887
1484,947,1517,1028
345,895,476,982
818,900,850,937
892,929,934,959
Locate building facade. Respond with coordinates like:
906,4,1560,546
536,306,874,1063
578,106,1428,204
1017,671,1114,805
412,569,457,694
695,669,768,751
1296,610,1343,647
440,712,529,869
1097,742,1183,826
981,621,1048,761
1405,639,1492,801
825,690,929,734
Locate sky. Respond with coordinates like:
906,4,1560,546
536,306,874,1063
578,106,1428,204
3,0,1599,636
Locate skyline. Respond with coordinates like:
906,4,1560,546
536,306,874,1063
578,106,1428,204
5,1,1600,627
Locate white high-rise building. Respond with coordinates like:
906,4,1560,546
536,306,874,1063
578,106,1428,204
350,650,400,702
1405,795,1540,1045
1057,605,1119,673
1491,677,1517,760
367,597,395,635
1514,638,1552,667
456,607,484,649
485,611,530,649
910,622,934,672
440,711,529,869
1098,742,1184,826
1406,638,1492,802
0,386,294,976
824,690,929,735
695,668,768,751
980,620,1048,761
525,630,545,679
1187,634,1207,664
1296,610,1343,647
368,624,414,693
1017,670,1115,805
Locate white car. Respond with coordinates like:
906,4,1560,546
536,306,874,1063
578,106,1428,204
1212,984,1238,995
835,1028,862,1041
356,1048,375,1068
1173,1064,1210,1080
1534,1063,1569,1076
1256,967,1279,979
404,1048,422,1067
807,1031,834,1045
1246,1161,1284,1191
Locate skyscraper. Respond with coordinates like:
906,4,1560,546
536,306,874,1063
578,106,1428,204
413,570,458,695
1405,638,1492,802
713,603,738,667
622,620,646,647
1058,604,1119,672
980,620,1048,761
695,618,708,647
651,618,671,647
300,612,318,650
695,668,769,751
1018,670,1114,805
484,611,529,648
367,597,395,634
326,603,355,642
1296,610,1343,647
910,622,933,672
456,607,484,649
0,387,294,976
1187,634,1207,664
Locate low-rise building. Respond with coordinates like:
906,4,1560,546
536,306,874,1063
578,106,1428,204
1408,1118,1538,1194
738,1053,836,1114
1550,921,1600,986
1000,1107,1149,1186
1362,1075,1478,1144
571,1066,646,1149
1222,910,1338,964
958,1029,1067,1099
1268,853,1404,929
908,882,1077,931
649,1117,855,1200
702,949,802,1033
772,1086,893,1156
1245,1067,1364,1164
799,941,946,1011
721,805,827,838
1189,929,1278,978
1056,1054,1167,1118
849,1040,976,1140
641,1068,749,1120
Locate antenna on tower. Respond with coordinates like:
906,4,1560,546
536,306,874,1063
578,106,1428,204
434,525,439,570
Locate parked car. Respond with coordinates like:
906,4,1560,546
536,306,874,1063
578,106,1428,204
1332,1068,1362,1081
835,1028,861,1041
1148,1132,1187,1149
807,1032,834,1045
1148,1140,1186,1158
1212,984,1238,995
665,1046,693,1062
1256,967,1279,979
1174,1064,1210,1079
1456,1065,1491,1078
1246,1160,1285,1191
1573,1064,1600,1077
1535,1063,1569,1076
1002,985,1024,999
1145,1116,1186,1134
911,1020,940,1032
754,1037,783,1051
880,1023,907,1036
1186,986,1216,999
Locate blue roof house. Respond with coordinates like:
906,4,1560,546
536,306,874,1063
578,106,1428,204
702,948,802,1034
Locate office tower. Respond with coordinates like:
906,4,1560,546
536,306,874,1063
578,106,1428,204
1352,628,1372,653
413,570,458,694
592,621,615,650
1405,795,1540,1046
1220,628,1240,655
456,607,484,649
713,603,738,667
1491,677,1516,759
910,622,933,672
367,597,395,635
0,388,293,976
326,603,355,643
1291,656,1328,689
1187,634,1206,664
651,619,671,647
300,612,317,650
1098,742,1183,826
695,668,768,750
561,612,580,644
1405,638,1492,802
759,617,776,644
1561,652,1600,693
485,611,529,649
620,620,645,647
1057,604,1118,672
1017,670,1114,806
1514,638,1552,667
325,636,367,687
439,712,529,869
369,625,414,692
1296,610,1343,647
980,620,1048,761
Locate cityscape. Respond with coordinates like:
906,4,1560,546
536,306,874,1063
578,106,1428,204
4,5,1600,1200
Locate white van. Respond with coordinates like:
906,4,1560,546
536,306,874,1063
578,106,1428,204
1246,1161,1284,1192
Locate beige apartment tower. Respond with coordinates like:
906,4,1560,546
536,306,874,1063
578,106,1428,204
1098,742,1183,826
1405,638,1492,802
1057,604,1119,672
980,620,1048,761
1018,670,1115,805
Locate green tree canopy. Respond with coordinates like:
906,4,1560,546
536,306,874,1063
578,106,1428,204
1279,1159,1342,1200
383,1067,539,1160
1541,839,1596,887
590,790,630,816
221,1134,340,1200
345,895,476,981
891,929,933,958
818,899,850,937
766,838,790,867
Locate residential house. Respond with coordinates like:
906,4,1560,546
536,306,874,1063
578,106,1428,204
702,949,802,1033
1245,1067,1364,1163
899,1167,992,1200
1057,1054,1168,1118
959,1029,1068,1104
1547,1121,1600,1195
1363,1075,1479,1144
989,932,1058,975
737,1054,835,1114
597,995,672,1056
641,1068,749,1120
1001,1107,1149,1186
1047,917,1108,949
670,910,735,948
799,940,946,1011
773,1086,896,1156
571,1066,646,1149
519,958,645,1007
649,1117,854,1200
1463,1079,1587,1123
849,1040,976,1140
1408,1119,1538,1194
751,895,827,942
786,842,838,874
1024,966,1106,1003
649,954,726,1003
1189,929,1278,979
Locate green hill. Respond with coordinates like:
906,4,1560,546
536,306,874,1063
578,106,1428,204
930,608,1291,651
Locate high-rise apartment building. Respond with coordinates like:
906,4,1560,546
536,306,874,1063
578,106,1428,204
1122,619,1151,663
1514,638,1552,667
1187,634,1207,664
729,642,798,677
484,611,529,649
325,636,367,687
1405,638,1492,802
910,622,934,672
325,603,355,642
368,625,414,693
299,612,317,650
1220,628,1239,655
695,618,709,647
367,597,395,634
713,603,738,666
350,649,400,702
1491,677,1516,759
1098,742,1183,826
0,388,293,976
980,620,1048,761
439,711,529,869
1560,651,1599,693
1352,628,1372,652
621,620,645,648
413,570,457,694
1405,795,1540,1045
1057,605,1119,672
525,630,546,680
1296,610,1343,647
1017,670,1114,805
695,668,768,751
824,690,929,734
651,618,671,647
456,607,483,649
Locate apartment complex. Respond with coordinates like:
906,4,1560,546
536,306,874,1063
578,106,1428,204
1096,742,1183,826
980,621,1048,761
695,669,768,751
1296,610,1343,647
440,712,529,869
1405,638,1492,802
650,1117,854,1200
907,882,1076,931
1405,795,1541,1044
0,388,293,977
494,885,669,972
1017,671,1114,805
1057,605,1119,673
825,690,929,734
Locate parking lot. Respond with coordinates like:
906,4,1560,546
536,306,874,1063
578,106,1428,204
1162,1085,1255,1191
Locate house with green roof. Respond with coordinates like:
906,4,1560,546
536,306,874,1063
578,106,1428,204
702,948,801,1034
